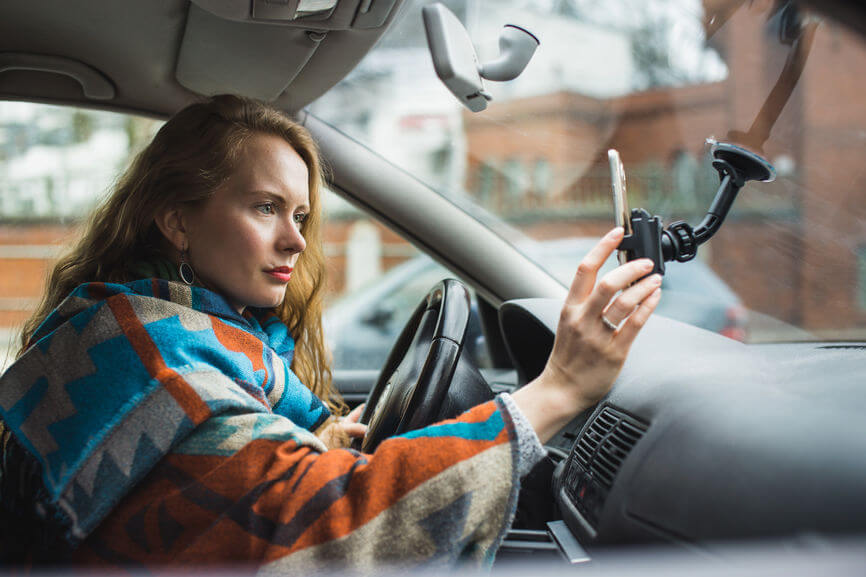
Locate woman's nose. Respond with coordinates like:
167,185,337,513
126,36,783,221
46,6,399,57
281,219,306,253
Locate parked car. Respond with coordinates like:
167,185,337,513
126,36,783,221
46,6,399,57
2,0,866,573
325,238,746,370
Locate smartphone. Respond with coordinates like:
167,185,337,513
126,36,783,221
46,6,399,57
608,149,631,265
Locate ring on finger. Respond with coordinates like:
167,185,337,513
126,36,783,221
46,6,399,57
601,315,619,331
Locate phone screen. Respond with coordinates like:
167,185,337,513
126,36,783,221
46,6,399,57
608,149,631,264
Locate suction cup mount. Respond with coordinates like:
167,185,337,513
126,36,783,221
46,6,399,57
618,141,776,274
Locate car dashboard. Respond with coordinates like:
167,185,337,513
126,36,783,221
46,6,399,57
493,298,866,563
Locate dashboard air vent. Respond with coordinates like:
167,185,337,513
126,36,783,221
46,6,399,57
563,406,648,527
578,407,646,489
574,407,617,469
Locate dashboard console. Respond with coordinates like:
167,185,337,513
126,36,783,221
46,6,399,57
496,297,866,561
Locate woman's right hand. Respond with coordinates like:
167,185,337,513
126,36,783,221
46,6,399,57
511,227,662,443
316,404,368,450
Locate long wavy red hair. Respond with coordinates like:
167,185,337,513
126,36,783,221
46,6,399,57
18,94,343,414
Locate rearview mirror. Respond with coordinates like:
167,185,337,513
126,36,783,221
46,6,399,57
422,3,538,112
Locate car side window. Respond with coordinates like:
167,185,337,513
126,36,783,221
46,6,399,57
371,267,447,329
0,103,162,370
322,197,492,371
0,102,490,375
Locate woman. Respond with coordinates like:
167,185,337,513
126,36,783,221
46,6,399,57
0,95,661,569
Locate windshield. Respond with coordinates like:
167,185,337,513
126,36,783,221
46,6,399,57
309,0,866,343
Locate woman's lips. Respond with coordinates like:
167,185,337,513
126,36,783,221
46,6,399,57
265,267,293,282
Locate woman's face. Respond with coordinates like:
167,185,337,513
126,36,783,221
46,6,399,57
184,133,310,313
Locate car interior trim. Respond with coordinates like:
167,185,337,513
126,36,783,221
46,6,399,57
0,53,115,100
547,519,592,564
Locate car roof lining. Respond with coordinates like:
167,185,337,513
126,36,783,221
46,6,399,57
0,0,402,116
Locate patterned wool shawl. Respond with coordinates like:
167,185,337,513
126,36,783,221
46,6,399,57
0,279,330,548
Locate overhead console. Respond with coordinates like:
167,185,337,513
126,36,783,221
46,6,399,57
190,0,400,29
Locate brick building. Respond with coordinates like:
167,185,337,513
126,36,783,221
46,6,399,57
463,6,866,337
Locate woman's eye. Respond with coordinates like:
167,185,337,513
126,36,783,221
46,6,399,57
256,203,276,215
293,212,308,224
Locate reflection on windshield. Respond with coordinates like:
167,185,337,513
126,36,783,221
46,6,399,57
311,0,866,343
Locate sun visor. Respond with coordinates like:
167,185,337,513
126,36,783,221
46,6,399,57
176,3,318,101
176,0,401,101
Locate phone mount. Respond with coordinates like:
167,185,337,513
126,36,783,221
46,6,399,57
619,141,776,275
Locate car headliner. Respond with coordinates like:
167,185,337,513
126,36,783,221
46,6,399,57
0,0,405,117
1,0,862,119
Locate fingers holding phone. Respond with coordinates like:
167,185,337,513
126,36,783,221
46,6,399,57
512,229,662,443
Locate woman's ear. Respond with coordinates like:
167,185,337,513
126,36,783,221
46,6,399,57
153,206,189,252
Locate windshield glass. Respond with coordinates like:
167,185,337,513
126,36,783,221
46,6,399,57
310,0,866,343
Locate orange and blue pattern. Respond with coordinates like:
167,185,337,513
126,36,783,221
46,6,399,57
0,280,519,568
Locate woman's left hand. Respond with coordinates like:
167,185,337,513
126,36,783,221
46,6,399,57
316,404,368,449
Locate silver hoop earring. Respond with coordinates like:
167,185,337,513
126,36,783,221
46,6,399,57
179,249,195,285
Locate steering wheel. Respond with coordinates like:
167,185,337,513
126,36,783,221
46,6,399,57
357,279,471,452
